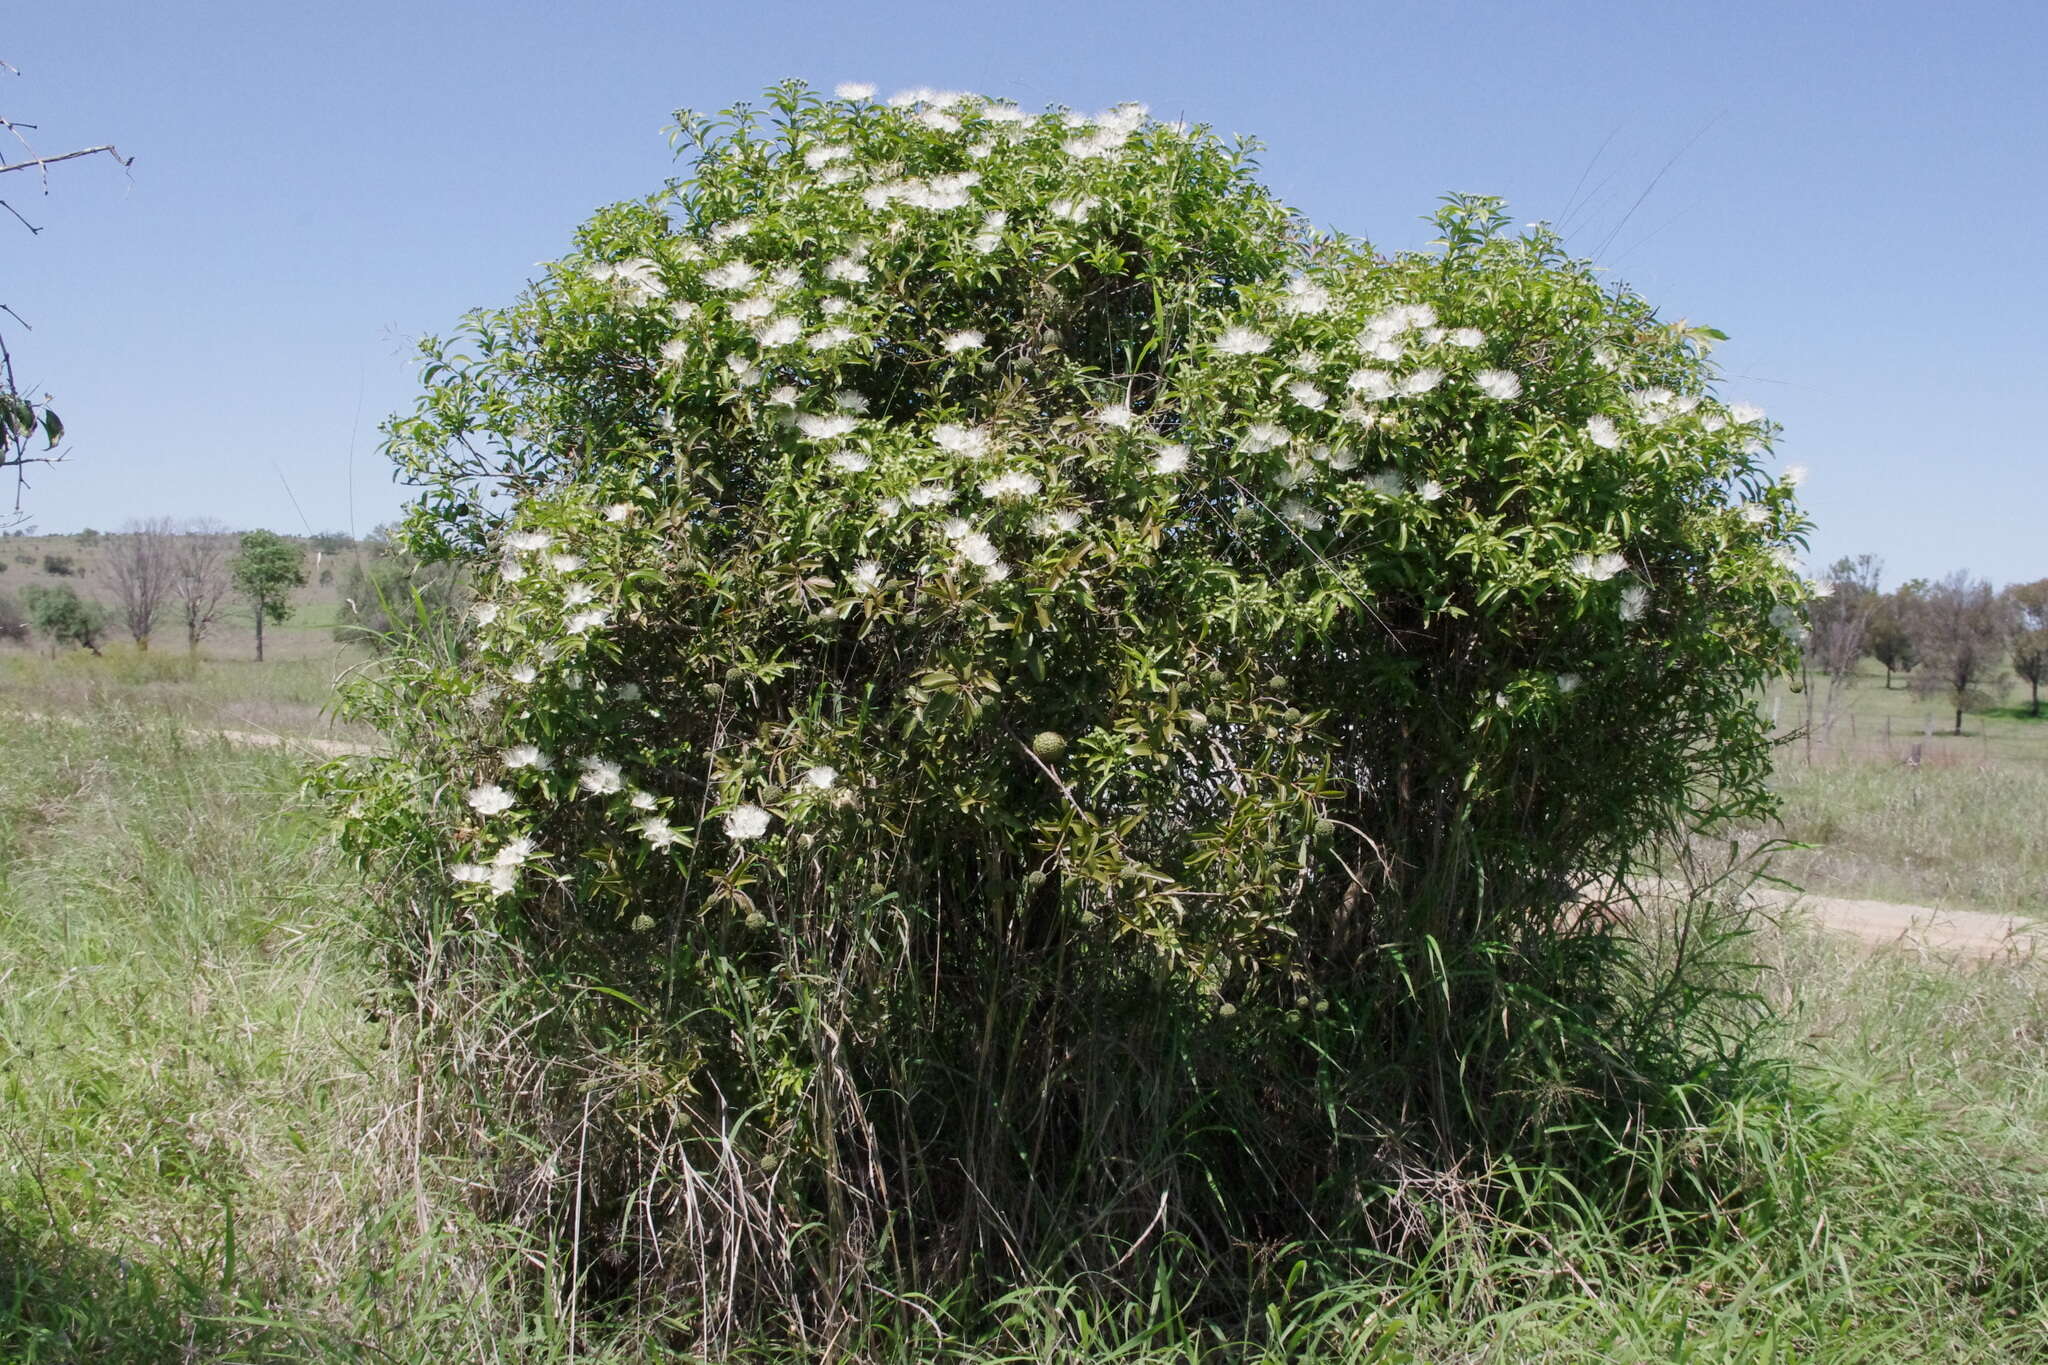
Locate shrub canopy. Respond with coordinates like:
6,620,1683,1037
334,81,1811,1337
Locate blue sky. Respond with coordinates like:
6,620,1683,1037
8,0,2043,586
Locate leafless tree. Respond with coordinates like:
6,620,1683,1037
102,516,174,649
1910,572,2014,735
171,517,233,653
1804,554,1882,746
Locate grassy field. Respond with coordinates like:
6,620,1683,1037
3,654,2047,1360
1759,660,2048,918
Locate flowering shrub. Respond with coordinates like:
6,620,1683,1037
330,81,1811,1340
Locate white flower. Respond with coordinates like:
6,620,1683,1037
1421,328,1446,345
616,682,642,701
1049,197,1098,222
824,255,871,283
1447,327,1485,348
971,230,1003,254
1585,415,1621,450
942,329,986,353
1241,422,1290,454
956,532,1002,568
498,558,525,585
549,553,583,573
1151,444,1189,474
941,516,972,539
1092,402,1136,430
933,422,992,458
1701,414,1728,433
906,482,954,507
876,496,903,517
471,602,501,627
724,803,772,840
728,294,775,323
1782,464,1808,487
1572,552,1627,582
509,664,539,685
979,470,1041,500
796,413,860,440
804,143,852,170
668,300,698,324
1032,509,1083,536
703,261,759,292
1729,402,1766,425
636,815,680,849
1279,277,1332,316
836,81,876,100
828,451,872,473
724,354,763,384
1361,470,1403,496
1556,672,1582,694
766,384,801,408
1215,326,1271,356
1474,370,1522,400
579,758,624,795
755,316,802,347
1347,369,1397,402
708,218,753,244
658,336,691,369
564,583,597,608
807,326,858,351
833,390,869,413
1399,368,1445,396
1279,497,1325,530
605,502,635,524
467,783,515,816
1620,584,1650,621
1739,502,1768,525
918,108,962,133
1286,380,1328,410
1809,579,1836,599
1415,479,1445,502
492,836,536,868
565,608,610,635
1325,447,1358,471
450,862,513,895
508,530,552,553
587,258,663,306
848,560,885,591
800,764,838,790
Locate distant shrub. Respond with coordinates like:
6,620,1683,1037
328,82,1813,1345
40,553,75,577
74,528,101,547
22,583,104,654
310,530,356,555
333,551,465,652
0,590,26,644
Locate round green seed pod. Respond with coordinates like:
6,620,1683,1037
1030,730,1067,759
630,913,656,933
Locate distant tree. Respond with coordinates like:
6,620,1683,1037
1867,581,1922,689
2006,579,2048,719
0,588,25,643
308,530,355,555
229,529,305,661
40,552,73,576
1804,554,1882,746
102,516,175,650
1911,572,2013,734
171,518,234,653
22,582,104,655
74,527,100,547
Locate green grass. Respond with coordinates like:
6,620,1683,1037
4,678,2048,1360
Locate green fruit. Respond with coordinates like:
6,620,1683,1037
1030,730,1066,759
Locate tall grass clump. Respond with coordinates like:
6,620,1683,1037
323,82,1816,1349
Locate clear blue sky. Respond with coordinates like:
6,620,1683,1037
9,0,2043,587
